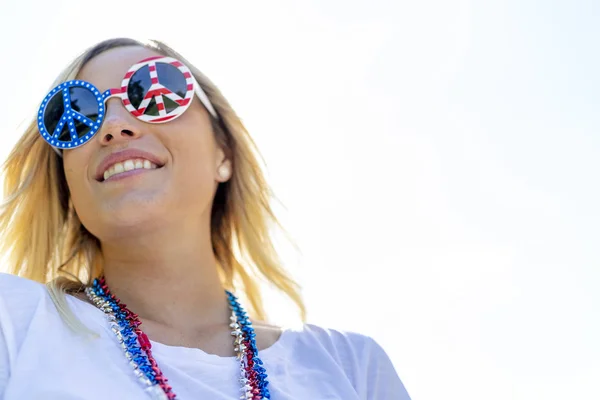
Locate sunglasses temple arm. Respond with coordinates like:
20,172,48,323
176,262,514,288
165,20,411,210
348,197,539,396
193,79,219,120
52,147,63,158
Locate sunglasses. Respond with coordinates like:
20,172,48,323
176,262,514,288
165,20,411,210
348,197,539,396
37,56,218,150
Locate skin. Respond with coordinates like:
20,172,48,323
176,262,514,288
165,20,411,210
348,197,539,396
64,46,281,356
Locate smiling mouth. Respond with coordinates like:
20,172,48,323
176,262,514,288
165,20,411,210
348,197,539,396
101,158,161,182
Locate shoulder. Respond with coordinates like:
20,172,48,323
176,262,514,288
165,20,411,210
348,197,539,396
284,323,411,399
0,273,51,383
278,322,392,370
0,272,47,309
255,321,381,358
291,323,383,356
0,273,50,335
0,272,46,294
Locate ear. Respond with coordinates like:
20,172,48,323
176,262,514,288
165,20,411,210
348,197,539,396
215,149,232,182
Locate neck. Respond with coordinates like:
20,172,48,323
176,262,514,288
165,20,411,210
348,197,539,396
98,219,229,332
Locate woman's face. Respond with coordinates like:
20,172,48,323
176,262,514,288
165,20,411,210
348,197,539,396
63,46,228,240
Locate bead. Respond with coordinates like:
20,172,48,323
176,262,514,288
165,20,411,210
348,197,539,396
87,277,270,400
144,385,169,400
138,332,151,350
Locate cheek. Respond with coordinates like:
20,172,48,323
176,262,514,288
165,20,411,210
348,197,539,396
174,139,217,185
63,158,81,195
62,152,94,213
166,130,219,199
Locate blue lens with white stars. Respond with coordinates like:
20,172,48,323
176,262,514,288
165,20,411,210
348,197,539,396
37,80,110,149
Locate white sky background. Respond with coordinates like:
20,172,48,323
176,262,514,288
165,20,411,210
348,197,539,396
1,0,599,399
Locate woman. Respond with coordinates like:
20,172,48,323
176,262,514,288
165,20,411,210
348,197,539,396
0,38,410,399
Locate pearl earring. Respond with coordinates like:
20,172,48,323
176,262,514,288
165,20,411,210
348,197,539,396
218,164,231,180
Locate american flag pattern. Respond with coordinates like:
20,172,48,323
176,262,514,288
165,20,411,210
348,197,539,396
105,56,218,123
37,56,219,150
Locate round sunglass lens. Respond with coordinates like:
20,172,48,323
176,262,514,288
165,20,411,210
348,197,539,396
43,86,101,142
69,87,100,138
156,63,187,113
43,92,65,138
128,65,152,111
127,62,189,117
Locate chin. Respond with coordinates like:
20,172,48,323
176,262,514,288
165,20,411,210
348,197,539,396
109,208,163,231
83,194,170,239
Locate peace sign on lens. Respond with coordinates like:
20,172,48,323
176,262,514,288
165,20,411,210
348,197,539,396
37,56,217,149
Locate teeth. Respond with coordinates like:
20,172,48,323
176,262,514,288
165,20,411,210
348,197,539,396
103,158,158,181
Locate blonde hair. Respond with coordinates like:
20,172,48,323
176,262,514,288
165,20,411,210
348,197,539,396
0,38,305,332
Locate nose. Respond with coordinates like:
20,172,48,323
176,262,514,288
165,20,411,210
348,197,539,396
97,100,143,146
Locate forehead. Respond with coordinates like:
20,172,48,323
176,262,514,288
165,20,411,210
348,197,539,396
76,46,163,90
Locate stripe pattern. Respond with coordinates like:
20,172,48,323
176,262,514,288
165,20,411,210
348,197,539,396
118,56,199,123
37,56,219,150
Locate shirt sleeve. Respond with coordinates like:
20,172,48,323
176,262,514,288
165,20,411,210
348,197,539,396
0,273,40,399
363,337,411,400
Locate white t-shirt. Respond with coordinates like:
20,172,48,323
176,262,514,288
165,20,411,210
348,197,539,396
0,273,410,399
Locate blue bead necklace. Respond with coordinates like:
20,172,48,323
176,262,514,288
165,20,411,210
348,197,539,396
85,277,271,399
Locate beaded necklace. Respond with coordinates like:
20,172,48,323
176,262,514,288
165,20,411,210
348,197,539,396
85,277,270,400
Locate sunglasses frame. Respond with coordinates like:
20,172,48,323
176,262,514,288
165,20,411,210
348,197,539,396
37,56,218,152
